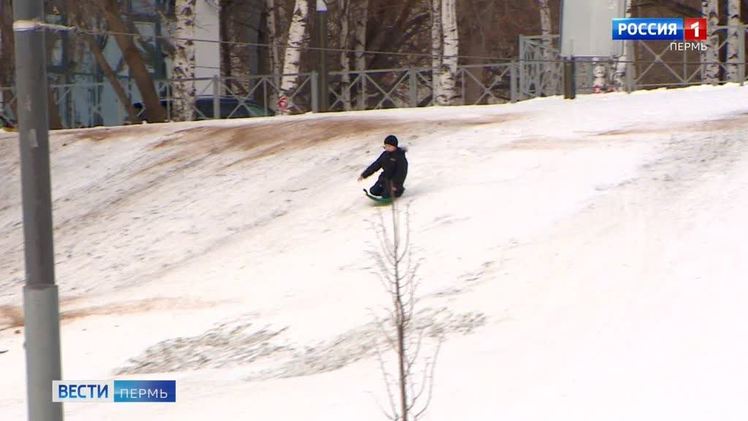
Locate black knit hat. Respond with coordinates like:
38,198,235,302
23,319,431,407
384,135,398,147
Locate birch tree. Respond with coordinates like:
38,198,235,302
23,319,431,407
280,0,310,114
537,0,555,94
338,0,352,110
701,0,720,84
726,0,741,82
172,0,198,121
353,0,368,110
437,0,458,105
430,0,442,105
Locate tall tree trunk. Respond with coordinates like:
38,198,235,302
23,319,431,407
220,0,233,80
43,4,64,129
280,0,310,114
71,4,141,124
614,0,632,91
172,0,197,121
338,0,352,111
437,0,458,105
537,0,553,94
365,0,417,70
47,87,64,129
0,0,16,122
353,0,368,110
702,0,720,84
87,34,141,124
266,0,282,109
726,0,741,82
431,0,443,104
101,0,166,122
0,0,14,88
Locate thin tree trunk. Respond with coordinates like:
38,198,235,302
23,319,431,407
388,206,409,421
172,0,197,121
101,0,166,122
44,9,64,129
437,0,458,105
72,5,141,124
220,0,233,80
702,0,720,84
0,0,16,122
88,34,141,124
431,0,442,105
353,0,368,110
47,87,63,129
365,0,417,70
537,0,553,94
726,0,741,82
280,0,310,114
614,0,632,91
396,291,408,421
338,0,352,111
266,0,282,109
0,0,14,88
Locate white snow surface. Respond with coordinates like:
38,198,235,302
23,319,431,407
1,85,748,420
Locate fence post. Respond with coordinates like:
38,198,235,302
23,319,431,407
311,71,320,113
518,35,526,100
626,44,635,93
739,25,746,86
409,68,418,107
563,57,576,99
212,75,220,119
510,62,518,103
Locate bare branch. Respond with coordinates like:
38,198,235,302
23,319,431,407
375,315,398,351
374,345,399,420
405,326,426,373
414,340,442,419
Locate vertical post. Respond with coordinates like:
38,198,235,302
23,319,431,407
510,62,518,103
13,2,64,421
739,25,746,86
212,75,220,119
311,71,320,113
625,41,634,93
564,56,576,99
682,44,687,87
518,35,526,100
316,0,328,112
409,68,418,107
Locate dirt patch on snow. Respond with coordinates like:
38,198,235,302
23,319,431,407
0,305,23,331
0,297,219,331
595,112,748,137
144,113,520,169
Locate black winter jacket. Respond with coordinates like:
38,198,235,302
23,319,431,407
361,148,408,188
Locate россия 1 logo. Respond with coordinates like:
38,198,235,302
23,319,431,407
612,17,707,41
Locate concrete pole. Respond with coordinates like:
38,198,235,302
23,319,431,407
13,1,64,420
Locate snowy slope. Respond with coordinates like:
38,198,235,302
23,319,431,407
1,85,748,420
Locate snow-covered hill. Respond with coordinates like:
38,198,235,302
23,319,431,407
1,85,748,420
